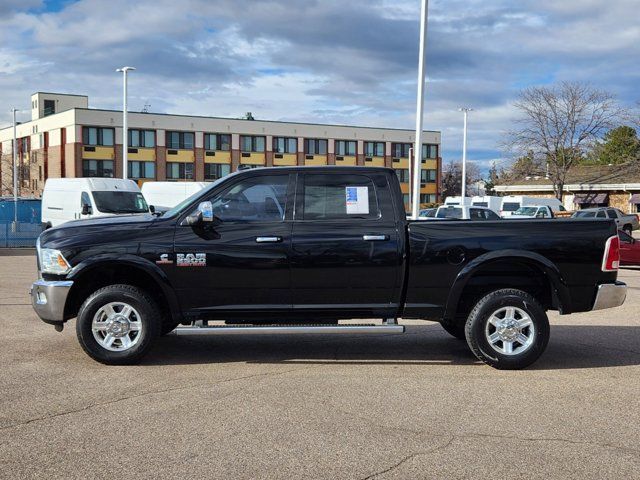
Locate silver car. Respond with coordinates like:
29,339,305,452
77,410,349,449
572,207,639,235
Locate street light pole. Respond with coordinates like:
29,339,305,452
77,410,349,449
12,108,18,227
459,108,473,200
116,66,135,179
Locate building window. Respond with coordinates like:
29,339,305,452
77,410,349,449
402,194,410,205
129,129,155,148
395,169,410,183
364,141,385,157
83,127,115,146
128,161,155,179
204,163,231,180
83,160,114,177
422,144,438,160
166,162,194,180
43,99,55,117
166,131,194,149
305,138,327,155
420,194,436,204
335,140,356,156
273,137,297,154
204,133,231,151
420,169,437,183
392,143,412,158
240,135,265,153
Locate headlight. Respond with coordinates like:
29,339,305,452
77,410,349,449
39,248,72,275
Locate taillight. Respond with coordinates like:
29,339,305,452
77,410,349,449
602,235,620,272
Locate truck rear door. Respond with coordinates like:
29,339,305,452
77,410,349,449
290,171,403,319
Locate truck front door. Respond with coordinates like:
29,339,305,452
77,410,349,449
172,172,294,319
290,172,403,319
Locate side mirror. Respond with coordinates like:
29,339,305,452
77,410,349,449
149,205,156,214
81,203,92,215
186,201,214,226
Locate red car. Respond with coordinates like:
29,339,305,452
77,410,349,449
618,230,640,266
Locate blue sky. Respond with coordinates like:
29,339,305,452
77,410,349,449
1,0,639,174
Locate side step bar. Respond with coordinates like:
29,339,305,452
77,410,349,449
172,324,405,336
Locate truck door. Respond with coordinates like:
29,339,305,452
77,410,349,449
290,172,402,319
172,172,294,318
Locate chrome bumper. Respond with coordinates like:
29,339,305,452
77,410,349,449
30,279,73,322
592,282,627,311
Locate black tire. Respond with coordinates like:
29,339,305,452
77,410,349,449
623,225,632,236
465,289,550,370
76,284,162,365
440,320,466,340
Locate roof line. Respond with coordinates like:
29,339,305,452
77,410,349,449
31,92,89,98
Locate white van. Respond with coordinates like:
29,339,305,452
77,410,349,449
141,181,210,211
471,196,502,213
444,196,472,206
42,178,148,228
500,196,564,217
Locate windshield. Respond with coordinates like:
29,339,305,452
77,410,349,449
162,176,227,218
436,207,463,219
513,207,538,216
92,191,148,214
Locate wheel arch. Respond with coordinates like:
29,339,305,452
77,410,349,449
64,255,181,323
443,249,572,322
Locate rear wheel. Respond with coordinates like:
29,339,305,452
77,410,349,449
76,284,161,365
465,289,549,370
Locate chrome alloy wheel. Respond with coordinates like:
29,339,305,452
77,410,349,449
91,302,142,352
484,306,535,356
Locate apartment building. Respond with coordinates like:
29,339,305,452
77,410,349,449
0,92,442,207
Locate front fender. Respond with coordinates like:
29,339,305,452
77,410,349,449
443,249,572,321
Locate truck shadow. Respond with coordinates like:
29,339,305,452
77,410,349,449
144,324,640,370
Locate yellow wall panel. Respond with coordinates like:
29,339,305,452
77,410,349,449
166,149,194,162
83,146,115,160
423,159,437,170
240,153,266,165
335,156,357,166
305,156,327,166
204,151,231,164
365,157,385,167
391,158,409,169
128,148,155,161
400,183,410,194
273,154,297,166
420,183,437,194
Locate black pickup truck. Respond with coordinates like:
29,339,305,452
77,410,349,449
31,167,627,369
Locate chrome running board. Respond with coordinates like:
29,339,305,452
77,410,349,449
171,324,405,336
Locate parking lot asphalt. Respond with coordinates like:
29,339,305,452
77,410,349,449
1,254,639,480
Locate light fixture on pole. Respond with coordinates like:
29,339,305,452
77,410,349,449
411,0,429,220
116,66,135,179
459,107,473,200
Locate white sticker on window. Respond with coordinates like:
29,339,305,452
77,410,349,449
345,186,370,215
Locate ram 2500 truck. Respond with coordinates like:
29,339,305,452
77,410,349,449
30,167,627,369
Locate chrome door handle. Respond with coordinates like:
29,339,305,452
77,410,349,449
363,234,388,241
256,236,282,243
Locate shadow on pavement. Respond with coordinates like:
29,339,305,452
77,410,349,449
142,324,640,371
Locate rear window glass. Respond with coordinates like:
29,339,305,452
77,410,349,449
472,202,488,207
574,211,596,218
502,202,520,212
303,174,380,220
437,207,462,219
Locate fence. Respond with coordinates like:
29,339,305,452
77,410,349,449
0,199,43,248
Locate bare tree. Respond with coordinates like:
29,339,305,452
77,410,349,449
441,160,481,200
505,82,623,199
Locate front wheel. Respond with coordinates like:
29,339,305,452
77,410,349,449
76,284,161,365
465,289,550,370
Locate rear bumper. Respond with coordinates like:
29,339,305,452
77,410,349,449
592,282,627,311
30,279,73,324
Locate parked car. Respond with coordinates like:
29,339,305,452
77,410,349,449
41,178,149,228
572,207,639,235
618,229,640,266
141,181,210,211
419,208,437,218
500,196,564,217
504,206,554,219
31,166,626,369
435,205,501,220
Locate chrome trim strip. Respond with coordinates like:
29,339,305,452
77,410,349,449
172,325,405,336
363,235,388,241
255,236,282,243
592,282,627,311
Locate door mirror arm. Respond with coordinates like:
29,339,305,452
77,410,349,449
182,201,218,226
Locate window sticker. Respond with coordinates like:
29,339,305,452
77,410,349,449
345,186,370,215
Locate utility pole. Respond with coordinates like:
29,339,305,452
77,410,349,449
12,108,18,229
459,108,473,199
116,66,135,179
411,0,429,220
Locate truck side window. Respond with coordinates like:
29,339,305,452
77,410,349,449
302,174,380,220
469,208,484,220
209,175,288,222
485,210,500,220
606,209,618,219
596,211,606,219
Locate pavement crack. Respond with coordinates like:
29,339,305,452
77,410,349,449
0,367,306,431
361,436,454,480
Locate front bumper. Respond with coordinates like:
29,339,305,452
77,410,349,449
592,282,627,311
30,279,73,323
